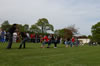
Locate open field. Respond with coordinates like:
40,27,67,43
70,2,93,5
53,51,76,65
0,42,100,66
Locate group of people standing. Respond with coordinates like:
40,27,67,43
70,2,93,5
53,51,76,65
65,37,80,47
41,34,61,48
0,29,6,42
6,24,30,49
40,35,80,48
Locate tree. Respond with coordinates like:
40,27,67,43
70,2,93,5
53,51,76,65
1,20,11,31
36,18,54,33
55,28,73,39
88,35,93,41
67,24,79,35
23,24,29,32
17,24,24,32
30,25,41,33
91,22,100,43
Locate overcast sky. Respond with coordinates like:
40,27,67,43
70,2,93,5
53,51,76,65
0,0,100,35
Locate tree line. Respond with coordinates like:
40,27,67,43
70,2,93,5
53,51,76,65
1,18,100,44
0,18,78,39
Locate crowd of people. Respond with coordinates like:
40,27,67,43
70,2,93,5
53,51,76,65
40,35,80,48
0,30,42,43
0,29,6,42
64,37,80,48
0,24,81,49
40,34,61,48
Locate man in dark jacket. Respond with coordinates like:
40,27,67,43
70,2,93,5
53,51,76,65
7,24,17,49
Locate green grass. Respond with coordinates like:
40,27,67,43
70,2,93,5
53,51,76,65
0,42,100,66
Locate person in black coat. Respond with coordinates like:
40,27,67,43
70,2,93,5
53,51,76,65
18,32,30,49
7,24,17,49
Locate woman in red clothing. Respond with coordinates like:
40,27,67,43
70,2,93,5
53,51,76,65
71,37,75,47
40,35,49,48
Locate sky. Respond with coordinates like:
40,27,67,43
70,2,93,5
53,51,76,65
0,0,100,35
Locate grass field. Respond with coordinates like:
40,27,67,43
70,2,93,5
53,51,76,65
0,42,100,66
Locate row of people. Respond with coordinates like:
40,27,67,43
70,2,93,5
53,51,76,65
13,32,43,43
5,24,80,49
41,35,61,48
64,37,80,47
6,24,30,49
19,34,80,49
5,24,60,49
41,36,80,48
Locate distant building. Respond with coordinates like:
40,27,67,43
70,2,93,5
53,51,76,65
78,37,90,45
74,34,90,45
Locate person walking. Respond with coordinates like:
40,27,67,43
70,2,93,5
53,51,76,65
7,24,17,49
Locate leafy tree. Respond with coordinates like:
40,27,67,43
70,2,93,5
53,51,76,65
36,18,54,33
1,20,11,31
17,24,24,32
55,28,73,39
91,22,100,43
30,24,41,33
16,24,30,32
23,24,29,32
88,35,94,41
67,24,79,35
